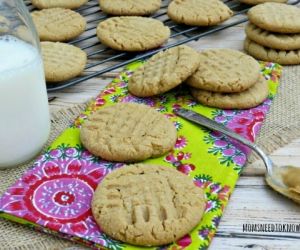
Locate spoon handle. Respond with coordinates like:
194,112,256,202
175,108,273,174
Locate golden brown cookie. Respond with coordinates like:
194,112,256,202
191,75,269,109
167,0,233,26
99,0,161,16
248,3,300,33
186,49,261,93
128,45,200,97
245,23,300,50
96,17,170,51
244,38,300,65
31,0,88,9
80,103,177,162
92,164,206,246
41,41,87,82
240,0,287,5
32,8,86,42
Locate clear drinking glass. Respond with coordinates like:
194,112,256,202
0,0,50,168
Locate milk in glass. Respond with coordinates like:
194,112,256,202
0,35,50,168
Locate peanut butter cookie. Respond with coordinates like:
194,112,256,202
167,0,233,26
32,0,87,9
248,3,300,33
245,23,300,50
80,103,177,162
244,38,300,65
191,75,269,109
99,0,161,16
92,164,206,246
41,41,87,82
96,17,170,51
128,45,200,97
32,8,86,42
186,49,261,93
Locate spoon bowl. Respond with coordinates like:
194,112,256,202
175,107,300,204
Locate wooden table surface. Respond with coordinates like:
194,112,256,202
47,9,300,250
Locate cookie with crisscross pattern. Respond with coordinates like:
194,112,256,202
92,164,205,246
96,17,170,51
80,103,177,162
167,0,233,26
32,8,86,42
99,0,161,16
41,41,87,82
248,3,300,33
186,48,261,93
128,45,200,97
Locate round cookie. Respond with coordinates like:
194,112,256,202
240,0,287,5
128,45,200,97
245,23,300,50
99,0,161,16
92,164,206,246
32,8,86,42
244,38,300,65
190,75,269,109
248,3,300,33
80,103,177,162
96,17,170,51
31,0,87,9
167,0,233,26
186,49,261,93
41,42,87,82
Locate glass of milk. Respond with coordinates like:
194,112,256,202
0,0,50,168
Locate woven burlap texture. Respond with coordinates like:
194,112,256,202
0,66,299,250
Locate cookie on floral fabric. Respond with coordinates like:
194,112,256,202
186,48,261,93
80,103,177,162
128,45,200,97
190,75,269,109
92,164,206,246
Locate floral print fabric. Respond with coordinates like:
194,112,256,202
0,61,282,250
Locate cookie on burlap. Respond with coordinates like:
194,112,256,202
32,0,87,9
167,0,233,26
244,38,300,65
239,0,287,5
248,3,300,33
186,48,261,93
99,0,161,16
191,75,269,109
92,164,205,246
96,17,170,51
80,103,177,162
245,23,300,50
128,45,200,97
41,42,87,82
32,8,86,42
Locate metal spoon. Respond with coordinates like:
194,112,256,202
175,107,300,204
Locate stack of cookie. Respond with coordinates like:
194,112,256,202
244,3,300,65
186,48,269,109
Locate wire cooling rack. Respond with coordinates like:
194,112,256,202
25,0,300,92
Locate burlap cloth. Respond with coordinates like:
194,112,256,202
0,66,299,250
